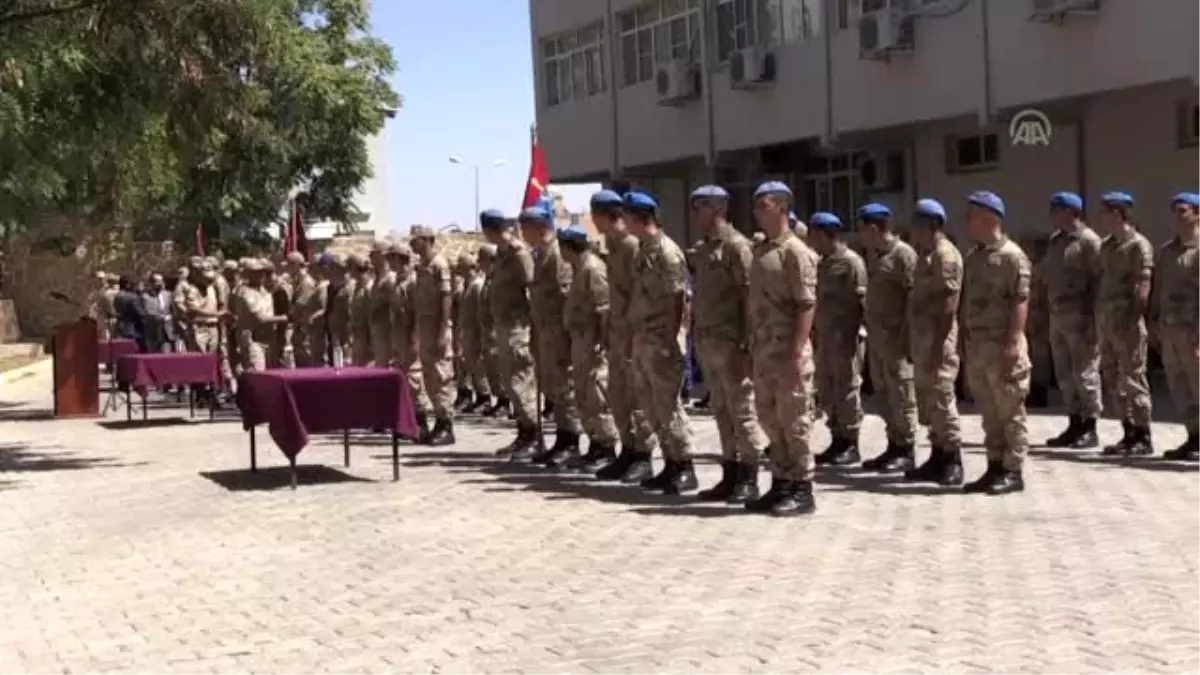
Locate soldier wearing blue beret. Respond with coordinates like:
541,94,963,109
1153,192,1199,460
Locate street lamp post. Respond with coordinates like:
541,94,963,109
449,156,505,228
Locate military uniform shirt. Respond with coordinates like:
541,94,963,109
605,231,640,330
1041,226,1102,315
748,230,817,359
236,286,277,342
531,239,573,323
1154,234,1199,329
627,232,688,336
909,237,963,329
564,251,610,337
415,253,452,323
691,223,753,342
490,240,535,327
865,237,918,334
961,236,1032,341
1097,229,1154,330
815,244,867,338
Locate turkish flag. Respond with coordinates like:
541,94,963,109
522,124,549,210
282,199,309,260
193,223,204,257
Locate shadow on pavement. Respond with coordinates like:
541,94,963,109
97,418,195,430
0,407,56,422
200,465,374,491
0,442,140,472
1028,448,1199,473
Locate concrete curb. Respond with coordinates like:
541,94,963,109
1,357,51,385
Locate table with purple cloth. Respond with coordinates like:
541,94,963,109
115,352,220,421
236,367,419,487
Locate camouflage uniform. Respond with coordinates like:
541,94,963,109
813,241,867,461
388,245,429,429
288,261,321,367
457,256,491,408
908,235,963,455
530,235,582,455
233,260,276,372
863,236,919,466
349,257,373,365
368,245,397,367
412,227,456,442
1153,227,1199,457
491,234,540,455
475,245,505,414
1097,225,1154,453
562,243,619,457
183,264,221,354
326,255,353,366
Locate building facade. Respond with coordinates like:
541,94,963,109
529,0,1199,245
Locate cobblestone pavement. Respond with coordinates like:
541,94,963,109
1,362,1197,674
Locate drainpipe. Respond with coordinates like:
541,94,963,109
699,0,717,182
820,0,836,148
977,0,993,126
1075,105,1087,210
607,0,621,182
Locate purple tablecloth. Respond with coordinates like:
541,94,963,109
237,367,419,458
116,353,220,396
98,339,138,365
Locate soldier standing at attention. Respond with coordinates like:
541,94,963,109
456,252,491,413
480,209,541,458
475,244,509,417
858,203,919,472
961,191,1032,495
808,212,868,467
688,184,770,503
518,205,583,466
184,260,224,404
220,260,242,382
557,224,620,472
308,254,332,365
591,190,659,484
348,253,373,365
745,181,818,516
388,242,430,442
410,225,457,446
367,241,396,367
904,199,965,486
1038,191,1103,449
234,259,286,371
623,191,698,494
1096,191,1155,456
1154,192,1199,460
172,264,194,352
325,253,353,366
285,252,319,366
451,259,471,409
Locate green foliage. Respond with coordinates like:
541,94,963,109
0,0,400,244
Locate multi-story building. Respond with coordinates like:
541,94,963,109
529,0,1198,245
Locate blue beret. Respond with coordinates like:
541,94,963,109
623,191,658,212
1100,191,1135,208
752,181,792,199
857,203,892,221
590,190,623,208
1049,191,1083,212
316,252,334,265
1172,192,1199,208
480,208,506,227
967,191,1006,218
914,198,946,223
808,212,842,230
555,224,589,242
690,184,729,200
518,205,552,224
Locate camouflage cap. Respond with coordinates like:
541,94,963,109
388,241,413,258
410,225,436,239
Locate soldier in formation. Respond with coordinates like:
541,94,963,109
1154,192,1199,460
410,225,456,445
456,252,492,413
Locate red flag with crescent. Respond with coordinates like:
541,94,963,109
522,125,549,210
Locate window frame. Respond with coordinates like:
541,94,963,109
618,0,701,88
541,21,608,108
944,132,1001,174
1178,100,1199,149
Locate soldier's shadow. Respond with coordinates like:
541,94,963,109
1027,448,1199,473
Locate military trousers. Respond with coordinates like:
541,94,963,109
753,341,815,482
220,324,237,385
417,323,455,419
537,320,581,433
351,326,372,365
1099,319,1152,427
910,328,962,447
237,331,268,372
569,331,618,444
815,328,864,439
1049,315,1102,418
631,331,692,461
398,346,430,414
461,332,490,397
369,319,392,367
964,337,1030,471
695,332,767,463
866,337,917,445
482,333,503,400
1158,324,1198,434
608,327,657,453
291,324,317,366
497,322,538,427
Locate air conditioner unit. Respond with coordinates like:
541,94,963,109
857,150,907,193
655,59,700,106
729,47,776,89
859,7,915,60
1029,0,1100,20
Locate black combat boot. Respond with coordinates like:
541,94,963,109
1163,432,1200,461
814,437,844,466
539,430,581,468
509,425,542,462
938,446,964,486
542,400,555,418
745,475,787,513
904,446,946,483
1045,415,1081,448
496,425,530,457
595,445,635,480
770,480,816,517
729,462,760,504
531,430,563,465
865,442,914,473
453,388,470,409
428,418,455,447
1125,426,1154,456
759,446,774,467
620,451,654,484
826,436,861,467
664,460,698,494
414,412,431,445
1102,421,1134,456
1072,417,1099,449
986,466,1025,495
697,461,737,501
963,460,1003,494
640,460,677,492
482,397,509,418
462,392,488,414
566,441,616,473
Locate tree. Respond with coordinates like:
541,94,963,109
0,0,399,248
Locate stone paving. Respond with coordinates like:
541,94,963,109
0,361,1197,674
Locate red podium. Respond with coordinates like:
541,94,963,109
51,317,100,419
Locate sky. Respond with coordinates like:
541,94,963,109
372,0,598,234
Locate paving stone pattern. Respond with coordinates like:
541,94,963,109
0,366,1197,674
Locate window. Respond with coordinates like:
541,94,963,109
542,21,607,107
839,0,941,30
618,0,701,87
1178,100,1199,148
802,152,868,228
945,132,1000,173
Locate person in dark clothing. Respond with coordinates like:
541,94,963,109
112,275,148,350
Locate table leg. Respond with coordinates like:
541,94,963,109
125,386,132,422
142,393,148,421
250,427,258,473
209,384,216,420
343,429,350,467
392,433,399,482
189,389,195,418
290,456,298,491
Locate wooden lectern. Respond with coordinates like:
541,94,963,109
51,317,100,419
